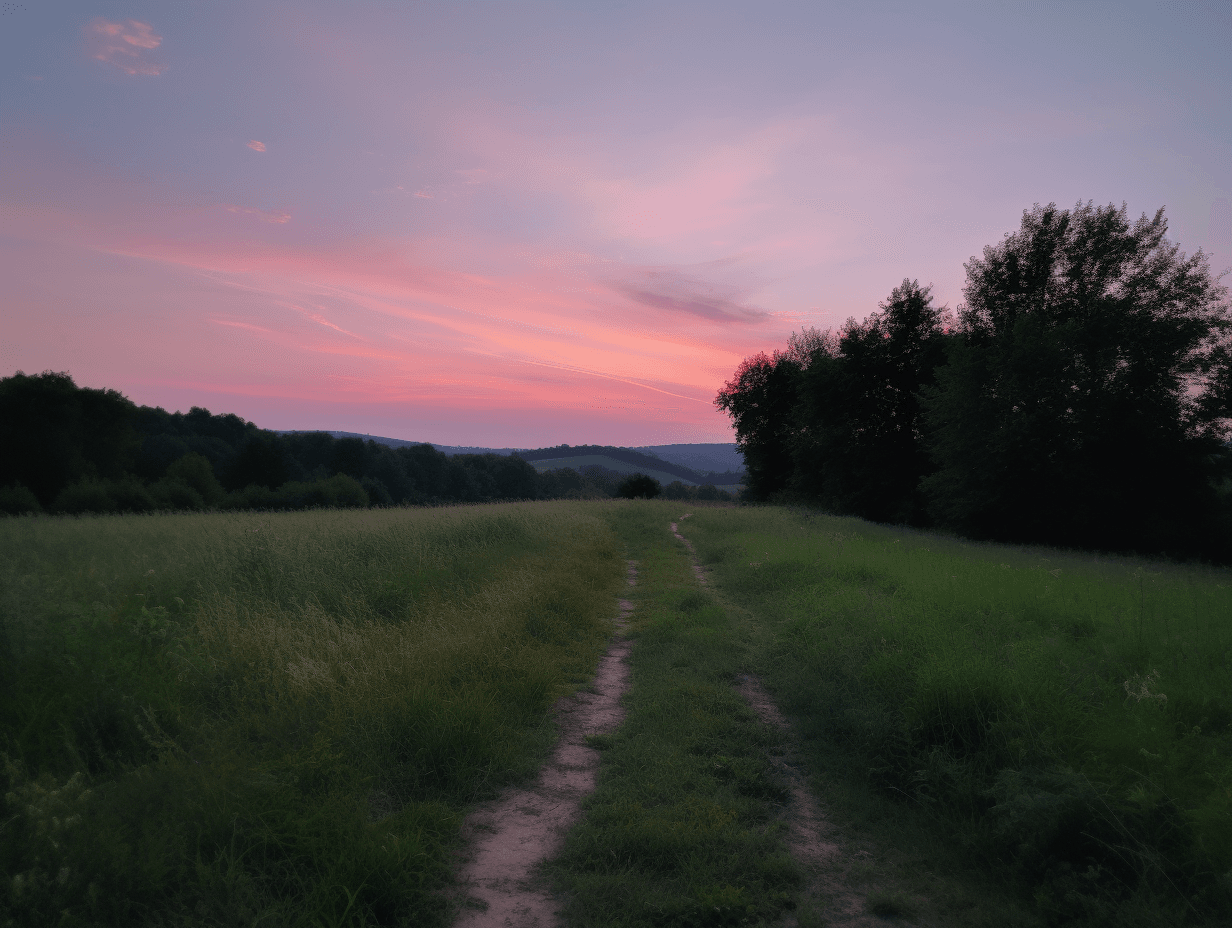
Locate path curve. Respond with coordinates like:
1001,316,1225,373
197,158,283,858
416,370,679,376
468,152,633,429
451,560,638,928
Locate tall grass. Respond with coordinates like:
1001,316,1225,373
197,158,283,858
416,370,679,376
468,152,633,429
0,503,624,927
684,506,1232,926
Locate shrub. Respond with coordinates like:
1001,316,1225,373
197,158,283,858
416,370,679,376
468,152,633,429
0,483,41,515
149,479,206,511
618,473,662,499
163,452,224,505
51,479,117,514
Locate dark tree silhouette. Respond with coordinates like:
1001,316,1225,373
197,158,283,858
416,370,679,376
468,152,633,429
226,434,290,490
714,351,803,500
793,280,950,523
0,371,139,507
922,201,1232,554
618,473,661,499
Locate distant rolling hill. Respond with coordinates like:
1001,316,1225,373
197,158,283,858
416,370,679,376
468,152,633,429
522,455,696,488
631,443,744,475
281,432,744,487
517,445,742,487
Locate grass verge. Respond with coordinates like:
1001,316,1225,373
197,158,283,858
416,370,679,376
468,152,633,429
548,501,800,926
1,503,624,927
681,504,1232,927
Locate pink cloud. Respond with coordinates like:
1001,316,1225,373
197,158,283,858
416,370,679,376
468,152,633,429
607,264,768,324
0,131,785,442
86,19,166,76
224,203,290,224
247,140,267,152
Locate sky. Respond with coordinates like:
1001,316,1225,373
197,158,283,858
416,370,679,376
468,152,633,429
2,1,1230,447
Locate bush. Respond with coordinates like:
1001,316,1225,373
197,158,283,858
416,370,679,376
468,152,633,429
0,483,42,515
664,480,691,500
52,479,118,514
617,473,661,499
225,474,370,510
149,479,206,511
106,478,156,513
163,452,224,505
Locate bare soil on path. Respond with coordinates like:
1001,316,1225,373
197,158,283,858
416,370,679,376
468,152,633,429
451,561,638,928
671,515,905,927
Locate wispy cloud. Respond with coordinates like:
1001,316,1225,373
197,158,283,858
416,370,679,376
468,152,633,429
247,140,267,152
224,204,290,224
608,265,768,324
86,19,165,76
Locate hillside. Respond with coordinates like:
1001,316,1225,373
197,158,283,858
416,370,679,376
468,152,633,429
311,432,745,486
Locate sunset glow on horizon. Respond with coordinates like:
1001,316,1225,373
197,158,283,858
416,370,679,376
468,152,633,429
3,1,1230,447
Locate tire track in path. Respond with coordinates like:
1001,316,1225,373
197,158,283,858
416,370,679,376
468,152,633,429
451,560,638,928
671,515,888,927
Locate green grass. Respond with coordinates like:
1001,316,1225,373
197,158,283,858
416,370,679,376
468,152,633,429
548,502,800,925
6,500,1229,926
0,503,625,927
680,505,1232,926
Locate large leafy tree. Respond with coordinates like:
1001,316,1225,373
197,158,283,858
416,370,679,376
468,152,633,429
714,350,805,500
922,201,1232,554
793,279,950,523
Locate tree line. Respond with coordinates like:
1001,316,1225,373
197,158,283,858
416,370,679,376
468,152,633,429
0,372,638,515
716,201,1232,560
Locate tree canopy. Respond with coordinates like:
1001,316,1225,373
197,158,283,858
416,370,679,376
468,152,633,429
923,201,1231,553
715,201,1232,560
0,371,633,514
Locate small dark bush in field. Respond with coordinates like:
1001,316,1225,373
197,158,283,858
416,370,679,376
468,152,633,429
162,452,224,505
51,478,119,514
0,483,41,514
618,473,662,499
662,480,734,502
665,479,691,500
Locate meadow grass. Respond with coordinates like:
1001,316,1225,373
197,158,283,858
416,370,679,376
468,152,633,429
682,505,1232,926
548,502,800,925
0,503,625,927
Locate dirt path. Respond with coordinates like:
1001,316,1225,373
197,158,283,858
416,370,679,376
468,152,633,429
670,516,888,927
451,561,638,928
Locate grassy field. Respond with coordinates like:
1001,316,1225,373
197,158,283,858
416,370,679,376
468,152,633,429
680,505,1232,926
3,501,1229,927
547,503,800,925
0,504,625,927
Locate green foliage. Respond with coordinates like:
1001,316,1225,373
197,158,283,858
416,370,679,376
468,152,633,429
684,505,1232,926
163,451,225,505
0,503,625,926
